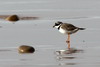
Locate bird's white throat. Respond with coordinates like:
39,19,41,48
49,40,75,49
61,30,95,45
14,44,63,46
54,24,61,29
54,24,67,34
55,26,60,29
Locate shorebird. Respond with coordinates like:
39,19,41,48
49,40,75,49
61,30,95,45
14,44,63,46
53,21,85,49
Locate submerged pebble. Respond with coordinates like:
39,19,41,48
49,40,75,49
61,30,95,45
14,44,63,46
18,45,35,53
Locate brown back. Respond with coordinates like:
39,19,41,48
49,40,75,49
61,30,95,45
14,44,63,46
61,23,77,31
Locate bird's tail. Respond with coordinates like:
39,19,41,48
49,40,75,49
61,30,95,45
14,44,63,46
79,28,85,30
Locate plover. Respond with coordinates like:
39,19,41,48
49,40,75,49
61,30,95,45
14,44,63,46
53,21,85,49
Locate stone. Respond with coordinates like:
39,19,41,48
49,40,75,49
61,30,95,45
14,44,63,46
5,15,19,22
18,45,35,53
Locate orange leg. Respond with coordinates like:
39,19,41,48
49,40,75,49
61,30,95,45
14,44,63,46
66,34,70,49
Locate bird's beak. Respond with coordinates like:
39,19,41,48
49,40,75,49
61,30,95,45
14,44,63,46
53,25,55,28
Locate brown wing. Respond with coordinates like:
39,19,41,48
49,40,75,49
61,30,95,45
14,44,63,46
61,23,77,31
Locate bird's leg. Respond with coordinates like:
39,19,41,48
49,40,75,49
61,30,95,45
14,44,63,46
66,34,70,43
66,34,70,49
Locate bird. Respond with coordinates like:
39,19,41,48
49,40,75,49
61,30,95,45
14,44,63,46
53,21,85,49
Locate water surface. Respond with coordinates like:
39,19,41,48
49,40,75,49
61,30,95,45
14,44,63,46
0,0,100,67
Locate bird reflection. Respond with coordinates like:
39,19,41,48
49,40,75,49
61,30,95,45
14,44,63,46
56,56,75,60
56,48,83,55
55,48,83,66
59,63,76,66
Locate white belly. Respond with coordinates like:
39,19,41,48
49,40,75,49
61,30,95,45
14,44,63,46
59,28,67,34
59,28,78,34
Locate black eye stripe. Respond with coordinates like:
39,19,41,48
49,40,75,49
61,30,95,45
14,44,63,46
55,24,59,26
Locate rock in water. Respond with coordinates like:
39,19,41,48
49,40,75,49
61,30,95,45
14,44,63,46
5,15,19,22
18,45,35,53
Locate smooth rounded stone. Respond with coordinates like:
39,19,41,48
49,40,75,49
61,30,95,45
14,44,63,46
5,15,19,22
18,45,35,53
55,48,83,55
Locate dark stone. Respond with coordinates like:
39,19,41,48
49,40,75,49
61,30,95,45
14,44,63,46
18,45,35,53
5,15,19,22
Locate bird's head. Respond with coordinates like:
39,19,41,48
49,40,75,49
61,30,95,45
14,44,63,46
53,21,63,28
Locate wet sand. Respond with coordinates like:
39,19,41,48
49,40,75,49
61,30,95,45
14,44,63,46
0,0,100,67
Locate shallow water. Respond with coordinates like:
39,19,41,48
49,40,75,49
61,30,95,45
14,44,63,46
0,0,100,67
